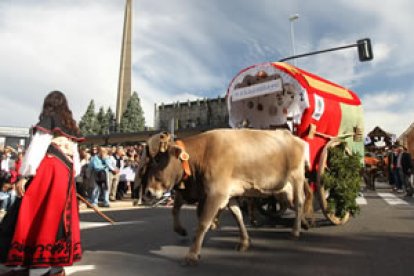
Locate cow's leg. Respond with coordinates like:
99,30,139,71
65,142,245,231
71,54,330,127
185,193,228,265
196,196,220,230
210,209,222,230
302,179,314,228
228,198,250,251
172,191,187,236
292,174,305,238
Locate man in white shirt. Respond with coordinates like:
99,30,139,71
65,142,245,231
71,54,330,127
109,147,124,201
0,149,12,173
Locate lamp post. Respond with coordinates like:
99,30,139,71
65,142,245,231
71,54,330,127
289,14,299,66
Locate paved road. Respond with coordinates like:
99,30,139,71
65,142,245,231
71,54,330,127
2,182,414,276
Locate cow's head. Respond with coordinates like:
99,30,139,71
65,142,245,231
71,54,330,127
145,132,187,199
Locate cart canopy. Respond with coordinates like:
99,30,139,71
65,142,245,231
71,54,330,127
226,62,364,170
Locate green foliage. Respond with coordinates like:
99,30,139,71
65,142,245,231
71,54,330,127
105,107,116,133
120,91,146,133
79,93,146,135
321,144,362,218
96,106,109,134
79,100,97,135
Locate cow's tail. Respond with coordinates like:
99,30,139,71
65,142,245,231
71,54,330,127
303,179,315,226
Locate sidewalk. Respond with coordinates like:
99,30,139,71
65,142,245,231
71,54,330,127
78,197,147,213
78,192,175,213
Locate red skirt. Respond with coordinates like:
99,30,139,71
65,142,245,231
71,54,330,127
3,154,82,267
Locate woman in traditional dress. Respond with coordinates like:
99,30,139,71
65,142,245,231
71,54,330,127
0,91,84,276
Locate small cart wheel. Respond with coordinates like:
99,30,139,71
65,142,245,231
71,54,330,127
316,139,351,225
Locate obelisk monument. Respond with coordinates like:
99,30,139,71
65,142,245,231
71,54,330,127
116,0,133,125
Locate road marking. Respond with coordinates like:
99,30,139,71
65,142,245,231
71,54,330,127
66,265,96,275
377,193,408,205
80,221,144,230
356,194,367,205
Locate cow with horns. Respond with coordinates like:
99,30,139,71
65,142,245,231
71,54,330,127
145,129,312,264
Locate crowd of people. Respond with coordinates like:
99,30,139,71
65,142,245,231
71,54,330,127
0,147,22,216
0,142,148,217
365,143,414,196
76,143,147,209
386,144,413,196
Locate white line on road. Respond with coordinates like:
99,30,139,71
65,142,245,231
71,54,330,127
377,193,408,205
356,194,367,205
80,221,144,230
66,265,96,275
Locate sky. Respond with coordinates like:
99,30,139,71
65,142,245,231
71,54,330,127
0,0,413,137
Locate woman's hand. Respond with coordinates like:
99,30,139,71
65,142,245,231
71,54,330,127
16,178,27,197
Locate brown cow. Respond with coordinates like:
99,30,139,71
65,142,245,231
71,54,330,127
146,129,309,264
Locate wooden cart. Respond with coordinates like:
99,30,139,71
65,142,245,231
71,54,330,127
226,62,364,225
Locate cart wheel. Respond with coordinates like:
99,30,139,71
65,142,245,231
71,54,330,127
316,140,351,225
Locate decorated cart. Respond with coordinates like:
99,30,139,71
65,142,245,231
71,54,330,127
226,62,364,225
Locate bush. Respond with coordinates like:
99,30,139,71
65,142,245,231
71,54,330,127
321,144,362,218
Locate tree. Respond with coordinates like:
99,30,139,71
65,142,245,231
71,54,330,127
105,107,116,133
120,91,146,133
96,106,109,134
79,100,97,135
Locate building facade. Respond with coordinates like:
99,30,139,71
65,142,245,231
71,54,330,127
154,97,229,131
0,126,30,149
399,123,414,157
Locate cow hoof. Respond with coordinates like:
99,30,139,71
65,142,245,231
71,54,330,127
290,233,300,240
236,242,250,252
301,221,310,230
174,228,188,237
183,253,200,266
210,222,220,231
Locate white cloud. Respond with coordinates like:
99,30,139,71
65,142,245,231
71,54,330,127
362,91,413,135
0,1,123,127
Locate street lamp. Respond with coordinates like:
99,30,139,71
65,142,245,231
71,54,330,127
289,14,299,66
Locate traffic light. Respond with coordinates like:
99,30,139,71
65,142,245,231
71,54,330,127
357,38,373,62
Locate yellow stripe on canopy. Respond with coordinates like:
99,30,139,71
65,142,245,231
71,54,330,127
304,75,353,100
274,62,353,100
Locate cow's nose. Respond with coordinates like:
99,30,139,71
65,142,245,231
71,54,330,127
148,187,164,199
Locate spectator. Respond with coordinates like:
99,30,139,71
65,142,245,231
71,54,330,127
109,146,124,201
76,148,90,200
398,146,413,196
13,153,23,179
392,145,404,193
387,145,398,191
0,164,17,216
89,147,110,207
0,147,13,173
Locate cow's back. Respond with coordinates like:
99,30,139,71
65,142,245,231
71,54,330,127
185,129,305,192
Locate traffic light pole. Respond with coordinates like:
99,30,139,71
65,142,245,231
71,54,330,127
279,38,373,63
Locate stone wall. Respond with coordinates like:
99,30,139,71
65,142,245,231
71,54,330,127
155,97,229,131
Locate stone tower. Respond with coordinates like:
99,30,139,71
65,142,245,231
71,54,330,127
116,0,133,125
